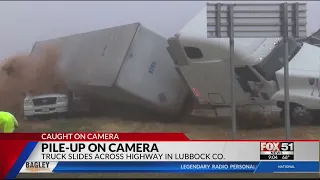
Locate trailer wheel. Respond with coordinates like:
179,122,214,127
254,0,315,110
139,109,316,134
290,105,314,125
280,104,314,125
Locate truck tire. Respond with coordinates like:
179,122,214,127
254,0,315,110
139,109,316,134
280,105,314,125
290,105,314,125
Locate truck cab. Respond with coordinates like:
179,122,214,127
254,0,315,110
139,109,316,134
167,34,320,124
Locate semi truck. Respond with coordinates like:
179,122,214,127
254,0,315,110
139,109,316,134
167,33,320,125
29,23,195,118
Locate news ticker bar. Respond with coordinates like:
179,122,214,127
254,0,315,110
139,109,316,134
20,161,319,173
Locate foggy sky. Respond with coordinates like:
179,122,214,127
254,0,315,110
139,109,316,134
0,1,319,59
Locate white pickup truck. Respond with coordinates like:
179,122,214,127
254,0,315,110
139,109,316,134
24,93,69,120
24,92,90,120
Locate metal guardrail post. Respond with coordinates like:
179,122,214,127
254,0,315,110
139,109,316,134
228,4,236,140
282,2,291,139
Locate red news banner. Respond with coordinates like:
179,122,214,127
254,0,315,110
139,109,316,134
0,132,188,179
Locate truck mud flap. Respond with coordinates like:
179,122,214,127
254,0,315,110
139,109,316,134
175,67,199,108
208,93,225,104
175,67,192,92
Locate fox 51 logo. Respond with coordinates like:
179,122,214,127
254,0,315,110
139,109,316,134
260,142,294,160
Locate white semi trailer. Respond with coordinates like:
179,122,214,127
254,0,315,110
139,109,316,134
167,33,320,124
30,23,195,118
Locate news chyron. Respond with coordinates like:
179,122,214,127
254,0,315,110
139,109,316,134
260,142,294,160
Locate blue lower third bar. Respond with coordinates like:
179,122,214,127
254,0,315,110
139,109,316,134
53,161,319,173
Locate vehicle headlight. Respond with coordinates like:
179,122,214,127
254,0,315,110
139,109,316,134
57,96,68,102
24,99,33,106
